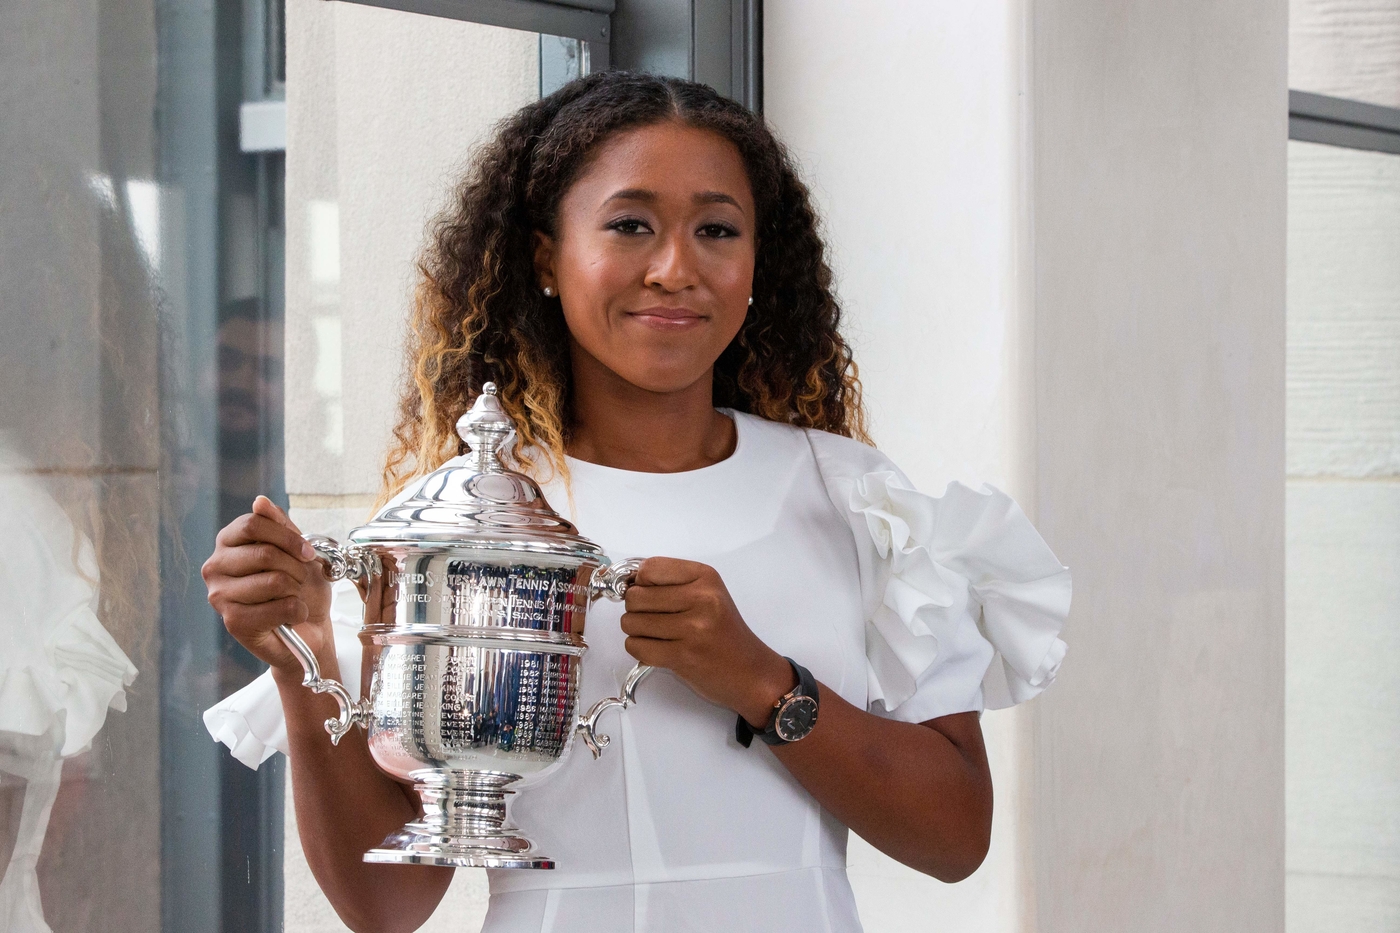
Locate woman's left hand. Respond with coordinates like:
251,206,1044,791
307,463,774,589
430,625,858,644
620,557,797,726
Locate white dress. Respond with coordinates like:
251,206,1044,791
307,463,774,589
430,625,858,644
205,413,1071,932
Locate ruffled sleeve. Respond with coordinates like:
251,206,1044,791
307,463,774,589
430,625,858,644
203,578,367,769
0,460,138,759
805,430,1071,723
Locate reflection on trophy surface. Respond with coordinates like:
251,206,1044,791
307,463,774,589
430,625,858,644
275,383,649,869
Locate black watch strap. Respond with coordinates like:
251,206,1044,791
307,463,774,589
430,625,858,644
736,658,820,748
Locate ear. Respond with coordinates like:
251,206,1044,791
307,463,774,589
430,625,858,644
532,230,557,293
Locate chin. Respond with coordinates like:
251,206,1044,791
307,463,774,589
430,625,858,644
618,368,712,396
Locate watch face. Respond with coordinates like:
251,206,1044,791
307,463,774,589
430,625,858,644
774,695,819,742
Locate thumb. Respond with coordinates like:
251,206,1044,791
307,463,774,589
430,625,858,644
252,495,303,535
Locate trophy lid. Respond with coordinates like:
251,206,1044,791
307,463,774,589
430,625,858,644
347,383,604,560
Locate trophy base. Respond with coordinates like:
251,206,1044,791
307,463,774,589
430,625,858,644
363,769,554,870
364,828,554,870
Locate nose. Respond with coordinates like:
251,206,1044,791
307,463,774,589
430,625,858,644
643,228,699,293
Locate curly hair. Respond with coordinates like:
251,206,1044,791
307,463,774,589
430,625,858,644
380,70,869,502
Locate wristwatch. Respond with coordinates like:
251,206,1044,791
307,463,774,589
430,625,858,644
736,658,820,747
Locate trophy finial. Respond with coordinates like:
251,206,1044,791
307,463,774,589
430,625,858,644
456,382,515,469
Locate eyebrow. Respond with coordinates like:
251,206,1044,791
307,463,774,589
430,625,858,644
603,188,744,210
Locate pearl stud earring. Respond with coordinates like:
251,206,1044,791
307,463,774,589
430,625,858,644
747,296,754,306
542,286,555,298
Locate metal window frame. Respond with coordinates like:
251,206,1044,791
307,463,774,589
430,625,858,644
317,0,764,111
1289,89,1400,156
327,0,614,65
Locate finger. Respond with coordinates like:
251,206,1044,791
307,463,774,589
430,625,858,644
212,569,307,606
219,512,317,561
619,610,687,640
210,543,311,584
634,557,710,587
623,583,693,613
623,635,680,669
222,596,308,640
253,494,304,535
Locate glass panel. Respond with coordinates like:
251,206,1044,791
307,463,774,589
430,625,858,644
4,0,275,929
1287,139,1400,931
1290,0,1400,108
279,6,542,930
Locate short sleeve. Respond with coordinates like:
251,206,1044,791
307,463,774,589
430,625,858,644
202,578,366,769
805,430,1071,724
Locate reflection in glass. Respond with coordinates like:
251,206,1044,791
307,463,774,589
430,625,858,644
0,436,139,933
0,0,286,928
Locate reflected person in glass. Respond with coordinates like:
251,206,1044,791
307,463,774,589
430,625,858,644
0,433,138,933
201,72,1071,933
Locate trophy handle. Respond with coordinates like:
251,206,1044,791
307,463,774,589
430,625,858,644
577,558,652,759
272,534,377,745
576,661,652,760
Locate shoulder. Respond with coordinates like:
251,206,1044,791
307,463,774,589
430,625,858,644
729,412,908,493
730,411,890,468
796,422,903,484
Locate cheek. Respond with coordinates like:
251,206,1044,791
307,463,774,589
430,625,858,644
558,230,638,290
710,256,754,339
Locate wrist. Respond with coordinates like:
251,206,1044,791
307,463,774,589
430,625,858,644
271,660,310,689
270,648,340,689
740,651,798,728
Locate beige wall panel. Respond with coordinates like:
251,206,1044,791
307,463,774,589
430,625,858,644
1291,0,1400,107
1031,1,1287,930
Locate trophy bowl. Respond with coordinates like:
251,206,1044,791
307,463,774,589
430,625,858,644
272,383,650,869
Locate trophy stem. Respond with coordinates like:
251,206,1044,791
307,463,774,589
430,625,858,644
363,770,554,869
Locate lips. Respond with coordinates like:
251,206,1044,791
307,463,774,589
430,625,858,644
627,306,707,328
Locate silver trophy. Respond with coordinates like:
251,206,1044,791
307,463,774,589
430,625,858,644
272,383,651,869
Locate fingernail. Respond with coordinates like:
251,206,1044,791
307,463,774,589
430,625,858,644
301,541,316,561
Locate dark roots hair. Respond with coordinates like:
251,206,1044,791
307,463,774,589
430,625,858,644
381,70,869,500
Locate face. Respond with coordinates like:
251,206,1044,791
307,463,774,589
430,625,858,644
217,316,283,445
534,120,757,396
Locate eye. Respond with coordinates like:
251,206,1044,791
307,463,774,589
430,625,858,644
606,217,652,235
698,222,739,239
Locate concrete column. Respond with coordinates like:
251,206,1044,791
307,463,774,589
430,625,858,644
1029,2,1286,930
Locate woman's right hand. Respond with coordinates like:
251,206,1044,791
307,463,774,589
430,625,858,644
202,495,333,677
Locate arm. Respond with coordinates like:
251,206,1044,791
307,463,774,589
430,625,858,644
621,558,993,882
203,496,452,933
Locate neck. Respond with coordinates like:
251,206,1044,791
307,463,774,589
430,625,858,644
566,347,736,473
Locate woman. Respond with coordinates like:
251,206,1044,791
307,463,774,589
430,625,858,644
201,71,1070,933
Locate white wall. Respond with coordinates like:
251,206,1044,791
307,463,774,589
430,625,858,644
1285,5,1400,929
765,3,1035,930
1286,140,1400,932
1291,0,1400,108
